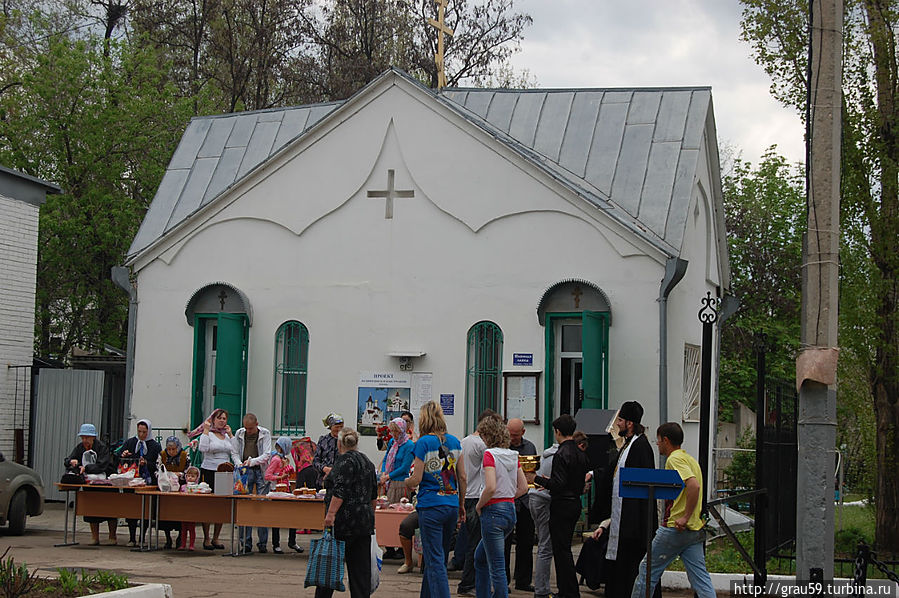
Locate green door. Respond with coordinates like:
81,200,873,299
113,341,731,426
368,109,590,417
214,313,248,431
581,310,608,409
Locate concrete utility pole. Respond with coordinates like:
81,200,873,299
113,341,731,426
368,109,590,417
797,0,841,582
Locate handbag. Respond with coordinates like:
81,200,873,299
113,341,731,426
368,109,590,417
117,458,139,477
60,471,85,485
304,528,346,591
575,533,609,590
370,533,383,594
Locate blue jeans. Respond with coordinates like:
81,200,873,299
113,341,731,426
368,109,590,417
630,527,715,598
418,504,458,598
239,467,269,548
475,501,516,598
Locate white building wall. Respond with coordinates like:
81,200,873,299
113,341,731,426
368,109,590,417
665,140,725,471
0,193,39,463
129,85,724,464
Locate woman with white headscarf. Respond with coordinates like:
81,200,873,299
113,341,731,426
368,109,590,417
118,418,162,547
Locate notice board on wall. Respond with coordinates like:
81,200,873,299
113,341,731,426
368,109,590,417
503,372,540,424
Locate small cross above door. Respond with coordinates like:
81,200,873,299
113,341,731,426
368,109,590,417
367,169,415,219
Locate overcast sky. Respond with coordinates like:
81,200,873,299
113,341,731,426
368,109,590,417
508,0,805,168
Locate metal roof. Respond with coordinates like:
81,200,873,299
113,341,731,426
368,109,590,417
128,70,715,259
0,164,63,206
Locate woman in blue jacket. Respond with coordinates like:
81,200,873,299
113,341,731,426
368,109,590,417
379,417,415,504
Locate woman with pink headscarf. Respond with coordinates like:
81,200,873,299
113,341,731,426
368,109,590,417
379,417,415,504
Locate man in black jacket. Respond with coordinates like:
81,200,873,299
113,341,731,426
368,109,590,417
534,414,590,598
590,401,657,598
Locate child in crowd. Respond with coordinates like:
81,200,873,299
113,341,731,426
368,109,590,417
265,437,303,553
161,436,188,549
178,466,200,551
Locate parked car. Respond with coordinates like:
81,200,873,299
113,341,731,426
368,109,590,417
0,451,44,535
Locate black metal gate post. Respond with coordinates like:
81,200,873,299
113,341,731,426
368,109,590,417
698,291,718,515
754,333,768,589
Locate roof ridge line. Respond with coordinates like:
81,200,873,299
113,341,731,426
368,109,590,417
190,100,346,122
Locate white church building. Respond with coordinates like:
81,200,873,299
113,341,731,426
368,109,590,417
124,69,729,458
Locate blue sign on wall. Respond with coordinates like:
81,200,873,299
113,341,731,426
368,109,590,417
513,353,534,366
440,394,454,415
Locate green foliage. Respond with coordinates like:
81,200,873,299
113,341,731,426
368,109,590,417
724,426,756,490
739,0,897,551
55,568,79,595
0,548,38,598
0,24,195,358
54,567,129,595
92,569,129,591
719,149,804,420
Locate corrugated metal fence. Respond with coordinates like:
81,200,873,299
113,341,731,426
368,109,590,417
32,369,104,501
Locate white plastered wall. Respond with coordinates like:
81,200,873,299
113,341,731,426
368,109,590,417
130,82,718,465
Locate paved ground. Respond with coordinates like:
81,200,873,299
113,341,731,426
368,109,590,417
1,503,696,597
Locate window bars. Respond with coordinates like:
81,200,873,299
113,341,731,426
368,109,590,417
273,321,309,434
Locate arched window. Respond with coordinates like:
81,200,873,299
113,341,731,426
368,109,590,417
465,321,503,432
273,321,308,432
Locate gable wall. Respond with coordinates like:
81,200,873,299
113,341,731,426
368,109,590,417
130,83,719,461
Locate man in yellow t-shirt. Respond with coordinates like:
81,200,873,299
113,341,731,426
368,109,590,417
629,423,715,598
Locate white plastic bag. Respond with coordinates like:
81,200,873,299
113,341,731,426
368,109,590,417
370,533,383,594
156,464,179,492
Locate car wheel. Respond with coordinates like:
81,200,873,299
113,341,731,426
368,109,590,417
7,490,26,536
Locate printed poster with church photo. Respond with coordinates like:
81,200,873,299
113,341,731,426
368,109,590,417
357,372,411,435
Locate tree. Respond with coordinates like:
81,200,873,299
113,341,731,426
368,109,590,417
0,28,194,356
129,0,316,112
300,0,532,100
719,149,804,420
408,0,532,88
740,0,899,551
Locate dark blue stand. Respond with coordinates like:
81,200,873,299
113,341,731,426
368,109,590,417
619,467,684,598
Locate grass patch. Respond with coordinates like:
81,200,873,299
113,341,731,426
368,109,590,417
663,504,890,578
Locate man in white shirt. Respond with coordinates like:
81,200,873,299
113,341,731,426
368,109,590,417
230,413,272,553
457,409,501,596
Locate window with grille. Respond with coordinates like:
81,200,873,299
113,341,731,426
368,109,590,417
466,321,503,432
273,321,308,432
683,344,701,422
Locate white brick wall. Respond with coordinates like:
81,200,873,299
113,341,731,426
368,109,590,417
0,193,39,463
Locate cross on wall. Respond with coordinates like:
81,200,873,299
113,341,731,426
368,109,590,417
367,169,415,219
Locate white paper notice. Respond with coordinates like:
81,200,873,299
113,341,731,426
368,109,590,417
411,372,433,412
506,397,524,420
521,376,537,399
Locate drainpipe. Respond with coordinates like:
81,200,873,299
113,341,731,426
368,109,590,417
658,257,688,465
111,266,136,437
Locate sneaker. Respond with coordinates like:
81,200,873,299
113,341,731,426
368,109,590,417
397,563,414,574
126,540,136,548
273,546,283,554
458,588,475,596
257,545,268,554
243,545,253,554
288,544,304,553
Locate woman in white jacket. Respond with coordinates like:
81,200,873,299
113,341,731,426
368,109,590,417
474,416,528,598
196,408,233,549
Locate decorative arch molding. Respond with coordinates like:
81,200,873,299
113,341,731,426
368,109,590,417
536,278,612,326
185,282,253,326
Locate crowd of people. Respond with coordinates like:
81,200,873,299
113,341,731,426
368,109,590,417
64,399,714,598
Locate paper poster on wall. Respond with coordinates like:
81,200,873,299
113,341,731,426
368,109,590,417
410,372,433,412
503,372,540,423
440,393,454,415
357,372,411,436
